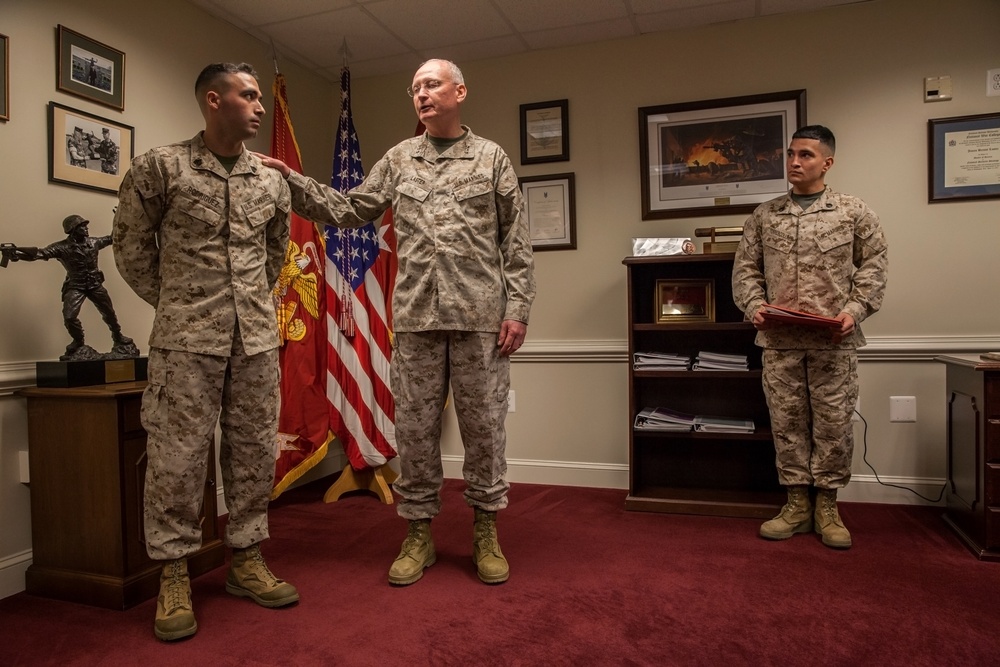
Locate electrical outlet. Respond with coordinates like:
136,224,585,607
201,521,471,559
989,68,1000,97
508,390,515,413
889,396,916,423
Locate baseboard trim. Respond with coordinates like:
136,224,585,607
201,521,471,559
443,456,946,506
0,550,32,600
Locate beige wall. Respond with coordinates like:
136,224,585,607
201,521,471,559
2,0,998,598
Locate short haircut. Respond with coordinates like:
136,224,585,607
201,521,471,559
418,59,465,85
195,62,258,97
792,124,836,155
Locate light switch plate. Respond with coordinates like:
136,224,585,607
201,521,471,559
925,76,952,102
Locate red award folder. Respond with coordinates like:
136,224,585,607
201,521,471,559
760,304,841,329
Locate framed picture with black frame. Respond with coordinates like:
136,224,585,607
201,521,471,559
0,33,8,121
519,172,576,251
639,90,806,219
928,112,1000,203
56,25,125,111
49,101,134,194
520,99,569,165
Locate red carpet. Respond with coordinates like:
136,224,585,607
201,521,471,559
3,477,998,666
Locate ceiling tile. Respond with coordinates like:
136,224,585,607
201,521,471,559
366,0,512,51
188,0,354,28
493,0,629,32
636,1,756,33
265,6,410,66
522,19,636,51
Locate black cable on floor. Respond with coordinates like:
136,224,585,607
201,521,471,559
856,409,946,504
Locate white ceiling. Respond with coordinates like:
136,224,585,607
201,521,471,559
186,0,870,82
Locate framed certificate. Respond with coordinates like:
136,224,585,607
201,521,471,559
520,99,569,164
519,172,576,251
928,112,1000,203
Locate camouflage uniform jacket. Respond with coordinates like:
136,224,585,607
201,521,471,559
113,133,291,356
287,126,535,333
731,187,888,350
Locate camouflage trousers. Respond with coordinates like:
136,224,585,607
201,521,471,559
761,348,858,490
390,330,510,520
141,337,278,560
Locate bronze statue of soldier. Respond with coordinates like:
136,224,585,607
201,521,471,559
2,214,138,360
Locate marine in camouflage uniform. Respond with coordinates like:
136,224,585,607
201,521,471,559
732,125,887,549
97,129,120,174
271,59,535,585
113,63,297,641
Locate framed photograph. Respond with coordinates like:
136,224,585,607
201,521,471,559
56,25,125,111
48,101,133,194
519,172,576,251
520,99,569,164
654,279,715,324
0,33,8,121
928,112,1000,203
639,90,806,220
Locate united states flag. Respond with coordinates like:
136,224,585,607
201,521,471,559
325,67,398,470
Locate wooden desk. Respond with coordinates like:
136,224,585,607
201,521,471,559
18,382,225,608
936,354,1000,561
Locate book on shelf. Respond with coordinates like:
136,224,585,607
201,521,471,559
633,351,691,371
634,406,695,431
693,415,755,433
759,304,840,329
693,350,748,371
635,407,755,434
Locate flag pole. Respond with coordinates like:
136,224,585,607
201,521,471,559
338,38,352,68
270,39,279,75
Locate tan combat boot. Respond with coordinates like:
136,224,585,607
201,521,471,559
814,488,852,549
226,544,300,607
388,519,435,585
473,508,509,584
760,486,813,540
154,559,197,641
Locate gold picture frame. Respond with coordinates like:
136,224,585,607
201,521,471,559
655,279,715,323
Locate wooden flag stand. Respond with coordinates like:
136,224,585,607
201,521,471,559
324,463,398,504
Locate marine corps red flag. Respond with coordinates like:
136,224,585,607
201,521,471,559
270,72,334,498
325,66,398,470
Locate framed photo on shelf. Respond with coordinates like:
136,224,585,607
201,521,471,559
928,112,1000,203
639,90,806,220
49,101,134,194
519,172,576,251
0,33,8,121
520,99,569,164
654,279,715,324
57,25,125,111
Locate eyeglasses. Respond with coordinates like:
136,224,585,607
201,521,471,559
406,79,450,97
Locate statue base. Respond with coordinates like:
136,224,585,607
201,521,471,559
36,356,148,388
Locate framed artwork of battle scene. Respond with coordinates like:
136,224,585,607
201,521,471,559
639,90,805,219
